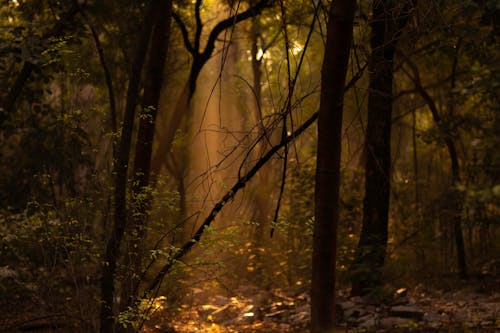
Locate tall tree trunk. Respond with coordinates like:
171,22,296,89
99,2,162,332
311,0,355,332
350,0,409,296
249,14,272,281
447,38,467,278
119,0,173,321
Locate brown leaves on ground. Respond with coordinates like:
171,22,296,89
143,278,500,333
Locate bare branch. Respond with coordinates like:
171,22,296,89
80,10,117,136
201,0,274,62
172,12,195,55
143,63,366,297
194,0,203,51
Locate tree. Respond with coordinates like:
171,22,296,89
312,0,355,332
101,1,275,331
350,0,411,296
151,0,274,175
99,1,162,331
119,0,174,323
2,0,498,331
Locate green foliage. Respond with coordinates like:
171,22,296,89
0,0,498,330
0,104,90,211
0,202,101,318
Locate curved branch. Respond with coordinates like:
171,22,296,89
201,0,274,62
79,9,117,136
172,12,195,55
146,105,317,298
401,56,460,182
261,28,281,56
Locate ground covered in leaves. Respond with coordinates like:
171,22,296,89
145,277,500,333
1,276,498,332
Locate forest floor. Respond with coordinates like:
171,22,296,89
145,276,500,333
1,276,498,332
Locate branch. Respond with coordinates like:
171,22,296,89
261,28,281,56
400,54,461,182
172,12,195,55
143,63,366,296
201,0,274,61
401,56,442,124
79,9,117,136
394,72,464,100
194,0,203,51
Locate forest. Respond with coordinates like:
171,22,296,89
0,0,498,332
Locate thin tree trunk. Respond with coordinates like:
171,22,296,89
119,0,173,320
84,18,118,140
412,109,426,267
99,2,162,332
148,0,274,249
249,14,272,279
448,38,467,278
311,0,355,331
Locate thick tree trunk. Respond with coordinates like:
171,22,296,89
350,0,409,296
311,0,355,332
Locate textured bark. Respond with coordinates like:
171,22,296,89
350,0,410,296
311,0,355,332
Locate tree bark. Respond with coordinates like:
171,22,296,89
350,0,410,297
311,0,355,332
